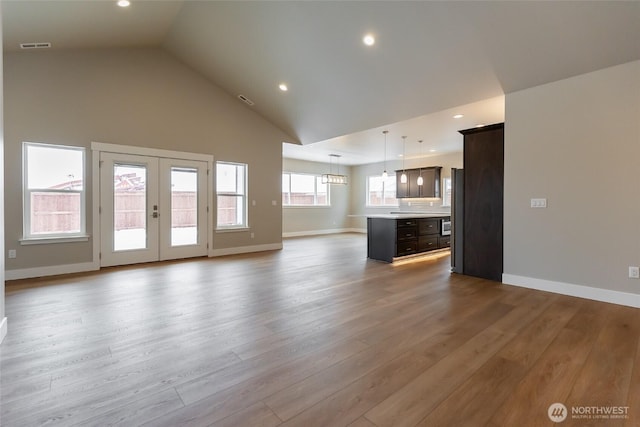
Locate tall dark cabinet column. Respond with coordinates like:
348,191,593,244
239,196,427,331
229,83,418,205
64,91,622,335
459,123,504,282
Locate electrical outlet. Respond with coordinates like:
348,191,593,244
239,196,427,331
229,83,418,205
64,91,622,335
530,198,547,208
8,249,16,259
250,232,255,239
629,266,639,279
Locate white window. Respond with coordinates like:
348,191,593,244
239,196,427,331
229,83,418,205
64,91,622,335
367,174,398,206
442,177,452,206
216,161,247,228
282,173,329,206
23,142,86,239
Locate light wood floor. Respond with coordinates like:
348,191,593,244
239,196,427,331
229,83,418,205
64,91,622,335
1,234,638,427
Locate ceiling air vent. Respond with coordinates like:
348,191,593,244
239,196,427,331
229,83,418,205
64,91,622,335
20,42,52,49
237,94,255,106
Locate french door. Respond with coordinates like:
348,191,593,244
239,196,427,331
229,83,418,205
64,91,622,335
100,152,208,267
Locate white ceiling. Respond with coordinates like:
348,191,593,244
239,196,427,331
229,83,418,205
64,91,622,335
2,0,184,50
283,95,505,165
3,1,640,165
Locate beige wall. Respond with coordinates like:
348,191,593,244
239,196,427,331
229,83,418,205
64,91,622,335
282,157,353,235
504,60,640,296
1,3,6,337
350,152,462,230
4,48,292,272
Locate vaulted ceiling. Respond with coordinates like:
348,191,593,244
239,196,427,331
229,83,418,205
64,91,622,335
3,1,640,164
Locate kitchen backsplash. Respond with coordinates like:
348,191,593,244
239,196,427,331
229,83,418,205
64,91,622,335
396,199,451,214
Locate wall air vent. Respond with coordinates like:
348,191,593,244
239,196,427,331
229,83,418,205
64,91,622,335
20,42,52,49
237,94,255,106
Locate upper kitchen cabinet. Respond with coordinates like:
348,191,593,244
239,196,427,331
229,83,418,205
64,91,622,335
419,167,441,198
396,167,441,198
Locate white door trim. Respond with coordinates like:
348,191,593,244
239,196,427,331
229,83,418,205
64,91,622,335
91,142,214,267
91,142,213,162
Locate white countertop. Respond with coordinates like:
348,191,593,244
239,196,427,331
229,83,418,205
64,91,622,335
366,213,450,219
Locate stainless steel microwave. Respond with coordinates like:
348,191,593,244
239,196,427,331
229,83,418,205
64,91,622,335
441,219,451,236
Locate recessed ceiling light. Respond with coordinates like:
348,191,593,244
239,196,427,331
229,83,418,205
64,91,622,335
279,83,288,92
453,114,464,119
398,154,403,157
429,149,437,153
117,0,130,7
363,34,375,46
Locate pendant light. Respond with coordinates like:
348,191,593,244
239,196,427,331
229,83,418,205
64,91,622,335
400,136,407,184
321,154,348,185
417,140,424,186
382,130,389,178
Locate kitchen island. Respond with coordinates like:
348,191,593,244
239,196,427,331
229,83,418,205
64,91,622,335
367,214,451,263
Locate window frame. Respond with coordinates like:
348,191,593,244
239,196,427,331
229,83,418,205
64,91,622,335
22,142,88,242
366,173,399,207
216,161,248,230
441,177,452,207
282,172,330,207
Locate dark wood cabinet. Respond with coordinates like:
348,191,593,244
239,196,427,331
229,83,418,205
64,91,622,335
418,167,441,198
438,235,451,248
397,225,418,241
397,239,418,257
396,172,408,198
418,236,439,251
367,216,450,262
396,220,417,256
418,217,442,251
418,219,440,235
395,167,441,198
459,123,504,282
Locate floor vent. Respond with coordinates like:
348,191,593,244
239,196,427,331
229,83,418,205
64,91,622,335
20,42,52,49
237,94,255,106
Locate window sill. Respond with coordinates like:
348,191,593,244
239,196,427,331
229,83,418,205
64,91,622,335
365,205,400,208
20,235,90,245
216,227,250,233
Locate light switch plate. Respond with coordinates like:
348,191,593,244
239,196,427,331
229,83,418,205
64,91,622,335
531,198,547,208
629,266,639,279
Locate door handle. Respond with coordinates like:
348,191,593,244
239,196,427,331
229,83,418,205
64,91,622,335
152,212,159,218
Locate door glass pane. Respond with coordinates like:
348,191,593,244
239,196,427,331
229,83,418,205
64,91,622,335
171,167,198,246
113,164,147,251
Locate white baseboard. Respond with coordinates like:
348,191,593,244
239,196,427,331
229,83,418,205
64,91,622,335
210,243,283,257
502,274,640,308
5,261,100,281
283,228,366,238
0,317,7,345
